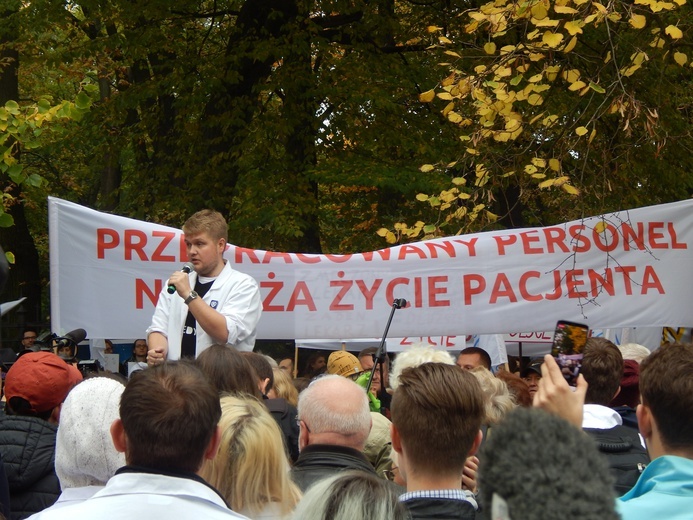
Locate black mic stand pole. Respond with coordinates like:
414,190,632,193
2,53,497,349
366,298,406,395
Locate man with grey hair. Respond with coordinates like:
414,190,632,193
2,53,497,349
290,375,374,491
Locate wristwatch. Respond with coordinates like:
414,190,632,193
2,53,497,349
184,290,198,305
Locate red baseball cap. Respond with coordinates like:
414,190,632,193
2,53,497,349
5,352,82,414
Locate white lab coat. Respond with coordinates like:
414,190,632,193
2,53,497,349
29,471,249,520
147,261,262,357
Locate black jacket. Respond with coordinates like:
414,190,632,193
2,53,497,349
402,497,477,520
0,414,61,520
265,398,300,463
290,444,376,492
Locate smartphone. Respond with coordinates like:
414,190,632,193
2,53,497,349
550,320,589,386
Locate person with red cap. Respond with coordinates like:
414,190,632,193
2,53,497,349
0,351,82,519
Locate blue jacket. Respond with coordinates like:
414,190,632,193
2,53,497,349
617,455,693,520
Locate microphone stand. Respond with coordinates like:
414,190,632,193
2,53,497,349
366,298,406,395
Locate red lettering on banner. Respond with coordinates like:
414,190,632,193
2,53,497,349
463,274,486,305
361,249,391,262
520,231,543,254
179,234,187,262
565,270,588,298
425,241,457,259
615,266,636,295
543,227,570,253
330,272,354,311
452,238,478,256
262,251,294,264
649,222,667,249
569,225,590,253
493,235,517,255
641,265,665,294
386,277,410,305
669,222,687,249
97,228,119,259
414,277,422,308
124,230,148,261
519,271,542,301
295,253,321,264
260,272,284,311
622,223,645,251
428,276,449,307
151,231,176,262
593,224,619,252
398,245,427,260
235,247,261,264
135,279,163,309
589,269,615,296
490,273,517,303
287,282,316,311
324,254,352,263
355,279,382,310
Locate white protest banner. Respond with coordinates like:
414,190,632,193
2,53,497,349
49,197,693,341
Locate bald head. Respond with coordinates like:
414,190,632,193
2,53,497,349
297,375,372,451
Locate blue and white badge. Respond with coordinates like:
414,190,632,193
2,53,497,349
210,300,219,309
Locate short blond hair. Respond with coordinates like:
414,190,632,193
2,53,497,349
470,366,515,425
390,345,455,390
199,395,301,516
183,209,228,242
272,367,299,407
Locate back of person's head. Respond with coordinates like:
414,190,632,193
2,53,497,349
458,347,492,370
470,366,515,424
200,395,301,516
391,363,484,474
609,359,640,409
119,361,221,472
272,367,299,407
4,351,82,420
639,343,693,452
581,337,623,405
617,343,651,364
389,345,455,390
56,377,126,488
495,370,532,407
183,209,228,242
195,344,261,398
290,470,409,520
241,351,275,394
479,408,619,520
297,374,371,450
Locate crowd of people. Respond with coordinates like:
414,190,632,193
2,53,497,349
1,209,691,519
0,336,691,520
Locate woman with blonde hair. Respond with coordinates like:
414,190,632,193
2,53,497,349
269,367,299,407
200,395,301,519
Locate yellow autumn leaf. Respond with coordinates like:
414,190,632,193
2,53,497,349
562,184,580,195
563,36,578,53
593,221,608,234
384,231,397,244
484,42,497,54
563,69,581,83
549,158,561,171
444,50,462,58
593,2,608,13
629,14,647,28
543,31,564,47
525,164,538,174
564,21,583,35
427,26,443,33
665,25,683,39
415,193,430,201
439,36,453,44
420,164,435,172
554,5,578,13
575,126,588,136
527,93,544,105
419,89,436,102
448,112,464,123
674,52,688,65
531,2,548,19
532,157,547,168
568,80,587,91
589,127,597,143
538,179,555,188
452,177,466,185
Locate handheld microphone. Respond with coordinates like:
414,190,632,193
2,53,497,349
55,328,87,349
393,298,407,309
167,263,194,294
